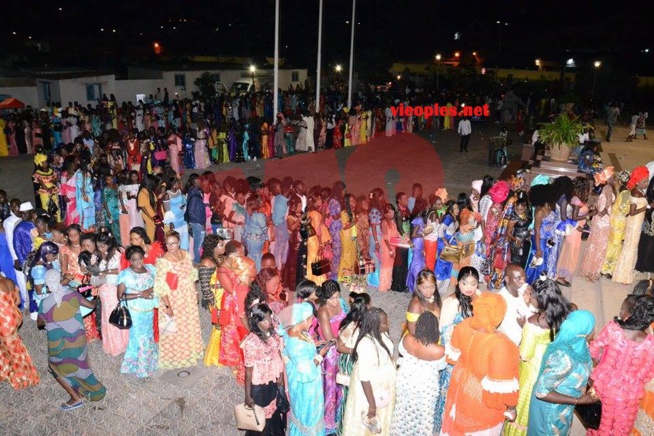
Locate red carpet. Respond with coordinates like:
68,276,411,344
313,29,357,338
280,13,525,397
211,133,445,197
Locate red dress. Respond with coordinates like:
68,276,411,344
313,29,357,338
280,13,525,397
0,291,39,389
217,266,250,382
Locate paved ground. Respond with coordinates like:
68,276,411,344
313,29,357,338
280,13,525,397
0,121,652,435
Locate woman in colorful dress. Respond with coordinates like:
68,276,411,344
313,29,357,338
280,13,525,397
380,204,400,292
504,276,570,436
367,188,387,288
102,174,122,245
163,177,189,251
75,159,96,231
118,170,144,238
154,231,203,369
0,276,39,390
137,174,160,242
281,197,302,291
405,269,441,336
306,189,331,286
194,121,210,169
588,294,654,435
327,182,345,280
117,245,158,377
341,307,396,436
243,194,268,272
524,184,559,284
434,266,481,433
391,311,446,436
316,280,347,434
600,171,631,278
354,195,371,267
613,166,651,284
38,269,106,410
440,292,520,436
282,301,328,436
579,167,616,282
434,201,459,292
506,192,533,269
242,302,287,436
199,234,228,367
527,310,597,436
405,211,426,292
338,193,358,281
60,157,80,226
96,231,129,357
33,154,60,221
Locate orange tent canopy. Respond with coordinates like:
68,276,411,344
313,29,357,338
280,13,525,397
0,98,26,109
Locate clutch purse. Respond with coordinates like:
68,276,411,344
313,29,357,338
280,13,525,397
389,236,410,248
160,313,178,336
166,272,179,291
153,149,168,161
234,403,265,432
109,296,132,329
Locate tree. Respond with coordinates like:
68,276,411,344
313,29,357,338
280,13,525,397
193,72,217,102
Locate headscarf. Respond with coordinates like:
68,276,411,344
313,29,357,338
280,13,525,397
34,153,48,167
459,208,472,227
45,269,68,308
530,174,552,187
277,302,315,335
509,174,525,191
617,170,631,187
435,188,448,202
489,180,510,204
627,166,650,190
471,180,483,194
469,292,507,333
593,166,615,186
540,310,595,371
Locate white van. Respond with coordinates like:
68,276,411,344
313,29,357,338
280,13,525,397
231,79,255,94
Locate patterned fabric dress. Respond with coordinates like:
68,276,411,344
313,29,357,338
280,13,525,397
318,309,346,434
98,252,130,356
38,291,106,402
579,185,615,281
154,252,203,369
390,340,447,435
525,209,558,284
556,197,588,283
328,198,343,281
338,210,358,281
601,190,631,276
613,196,648,284
504,322,551,436
336,323,359,435
118,265,159,377
0,290,39,389
405,216,425,292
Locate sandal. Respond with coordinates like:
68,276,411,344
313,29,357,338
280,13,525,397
556,279,571,288
60,401,84,411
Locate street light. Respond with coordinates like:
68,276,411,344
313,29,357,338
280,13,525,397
592,61,601,100
250,65,256,90
454,51,460,58
335,64,342,73
397,75,401,81
435,54,442,90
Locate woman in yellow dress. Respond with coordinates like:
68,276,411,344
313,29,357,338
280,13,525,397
306,189,331,286
504,276,570,436
443,102,453,129
0,118,8,157
154,231,204,369
33,153,60,221
338,194,358,281
601,170,632,278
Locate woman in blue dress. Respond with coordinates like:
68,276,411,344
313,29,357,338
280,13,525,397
367,188,387,288
75,159,96,231
242,194,268,272
528,310,597,435
434,201,459,291
182,130,195,169
282,302,328,436
405,212,426,292
117,245,158,378
163,178,189,251
525,185,559,284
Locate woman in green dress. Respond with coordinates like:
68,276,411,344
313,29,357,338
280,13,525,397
102,174,122,245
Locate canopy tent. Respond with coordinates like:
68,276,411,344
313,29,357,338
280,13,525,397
0,98,26,109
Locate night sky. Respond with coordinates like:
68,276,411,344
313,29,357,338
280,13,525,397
2,1,653,74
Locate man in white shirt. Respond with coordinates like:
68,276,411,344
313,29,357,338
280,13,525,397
498,265,535,346
457,117,472,152
4,199,27,306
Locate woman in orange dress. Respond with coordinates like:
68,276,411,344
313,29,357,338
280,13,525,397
380,204,400,292
441,292,520,436
0,276,39,389
306,189,332,286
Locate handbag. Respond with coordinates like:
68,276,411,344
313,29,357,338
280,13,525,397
234,403,265,432
373,388,391,409
109,296,132,329
311,250,331,276
153,149,168,161
160,313,178,336
439,245,462,263
357,257,376,275
575,400,602,430
276,385,290,414
336,372,351,386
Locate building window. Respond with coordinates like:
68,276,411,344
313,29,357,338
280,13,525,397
291,71,299,82
174,74,186,87
41,82,51,102
85,83,102,102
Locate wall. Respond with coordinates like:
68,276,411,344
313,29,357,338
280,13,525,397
114,79,164,104
0,86,39,107
56,75,116,105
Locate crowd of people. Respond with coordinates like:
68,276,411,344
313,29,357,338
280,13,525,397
1,84,654,435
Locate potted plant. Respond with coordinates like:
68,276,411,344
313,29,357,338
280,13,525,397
537,113,583,162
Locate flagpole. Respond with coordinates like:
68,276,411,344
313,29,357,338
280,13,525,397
315,0,323,113
347,0,356,108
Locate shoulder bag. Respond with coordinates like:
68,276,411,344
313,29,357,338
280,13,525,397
109,295,132,329
234,403,265,432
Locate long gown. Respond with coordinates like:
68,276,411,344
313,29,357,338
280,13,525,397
0,290,39,389
405,216,425,292
103,186,122,245
613,196,648,284
154,253,203,369
328,199,343,281
285,334,326,436
556,197,588,283
525,209,558,284
579,185,615,281
61,174,79,226
338,210,358,281
318,309,347,434
306,211,331,286
98,251,129,356
118,265,159,377
75,171,96,231
504,322,551,436
636,209,654,273
390,341,447,435
601,189,631,276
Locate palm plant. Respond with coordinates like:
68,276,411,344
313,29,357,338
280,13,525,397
538,113,584,149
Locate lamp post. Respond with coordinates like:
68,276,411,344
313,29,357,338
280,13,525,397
249,65,256,91
592,61,601,100
316,0,323,113
495,21,509,78
347,0,356,108
435,54,441,90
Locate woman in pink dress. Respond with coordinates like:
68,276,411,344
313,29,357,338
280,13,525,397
167,129,183,177
60,157,79,226
588,294,654,435
7,120,18,156
194,122,210,170
580,167,616,282
556,177,595,287
380,204,400,291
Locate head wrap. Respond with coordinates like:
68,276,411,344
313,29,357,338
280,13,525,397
509,174,525,191
530,174,552,187
627,166,650,190
489,181,510,204
617,170,631,187
593,166,615,186
45,269,68,308
34,153,48,167
434,188,448,202
459,208,472,226
540,310,595,369
471,180,483,194
469,292,507,333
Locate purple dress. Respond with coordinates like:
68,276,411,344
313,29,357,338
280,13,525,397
318,308,346,434
328,198,343,280
406,216,426,292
